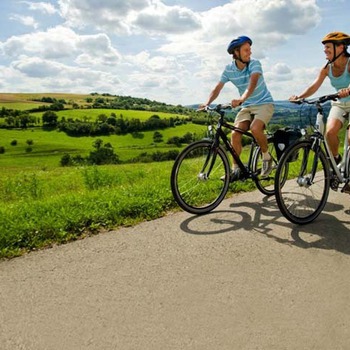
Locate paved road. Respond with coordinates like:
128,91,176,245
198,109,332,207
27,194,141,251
1,189,350,350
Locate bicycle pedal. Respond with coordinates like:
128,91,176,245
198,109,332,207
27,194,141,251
330,178,339,191
342,183,350,194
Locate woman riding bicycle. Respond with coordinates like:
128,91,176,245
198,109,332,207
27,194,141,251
289,31,350,164
201,35,274,181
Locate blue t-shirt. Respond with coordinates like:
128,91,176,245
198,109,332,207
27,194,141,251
220,58,273,106
329,58,350,102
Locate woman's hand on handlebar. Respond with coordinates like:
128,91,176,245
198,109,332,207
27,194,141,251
289,95,300,102
197,103,208,111
338,88,350,99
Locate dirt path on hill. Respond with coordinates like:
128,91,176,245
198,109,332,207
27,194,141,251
1,189,350,350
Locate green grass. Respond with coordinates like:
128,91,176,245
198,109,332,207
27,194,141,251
0,159,259,259
0,162,177,259
0,93,247,259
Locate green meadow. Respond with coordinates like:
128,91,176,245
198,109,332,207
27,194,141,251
0,123,205,166
0,93,215,258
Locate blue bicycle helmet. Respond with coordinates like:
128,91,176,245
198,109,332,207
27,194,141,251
227,36,252,55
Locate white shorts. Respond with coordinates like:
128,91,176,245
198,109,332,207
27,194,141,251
329,100,350,125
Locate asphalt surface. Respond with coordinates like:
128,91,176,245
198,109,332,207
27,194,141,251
1,189,350,350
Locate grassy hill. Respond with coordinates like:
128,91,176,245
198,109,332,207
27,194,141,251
0,92,306,259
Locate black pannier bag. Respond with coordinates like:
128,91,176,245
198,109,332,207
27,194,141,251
273,127,302,162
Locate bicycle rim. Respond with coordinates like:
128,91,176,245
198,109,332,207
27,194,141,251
275,140,330,224
170,140,230,214
253,139,288,196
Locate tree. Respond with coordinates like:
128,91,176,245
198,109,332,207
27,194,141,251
87,139,120,165
42,111,58,127
153,131,163,143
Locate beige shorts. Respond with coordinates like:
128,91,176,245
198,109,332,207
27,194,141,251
234,103,274,126
329,100,350,125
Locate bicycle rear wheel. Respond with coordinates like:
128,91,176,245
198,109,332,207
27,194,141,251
170,140,230,214
253,136,288,196
275,140,330,224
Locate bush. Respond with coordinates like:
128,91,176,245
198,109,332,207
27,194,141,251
60,153,73,167
0,146,5,154
10,140,17,146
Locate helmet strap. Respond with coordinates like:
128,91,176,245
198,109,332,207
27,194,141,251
234,47,249,65
324,43,345,68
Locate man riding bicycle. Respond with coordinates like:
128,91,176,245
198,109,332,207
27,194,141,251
201,35,275,181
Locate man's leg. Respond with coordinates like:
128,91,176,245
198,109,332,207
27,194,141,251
231,120,250,167
250,119,272,177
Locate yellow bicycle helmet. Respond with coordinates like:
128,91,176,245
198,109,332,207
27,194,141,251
322,32,350,45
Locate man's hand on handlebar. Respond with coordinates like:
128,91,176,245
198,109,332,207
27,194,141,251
231,99,243,108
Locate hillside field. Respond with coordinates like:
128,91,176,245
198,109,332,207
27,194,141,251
0,92,204,167
0,92,303,259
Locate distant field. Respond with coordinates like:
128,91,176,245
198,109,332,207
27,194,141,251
0,92,202,168
0,93,49,110
0,92,93,110
0,92,92,103
0,123,206,168
0,92,190,121
30,108,185,122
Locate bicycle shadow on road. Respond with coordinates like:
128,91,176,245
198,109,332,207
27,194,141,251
179,194,350,255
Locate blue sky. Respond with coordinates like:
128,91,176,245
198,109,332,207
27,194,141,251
0,0,348,105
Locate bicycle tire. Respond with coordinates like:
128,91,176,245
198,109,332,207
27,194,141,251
252,137,288,196
170,140,230,214
345,146,350,179
275,140,330,224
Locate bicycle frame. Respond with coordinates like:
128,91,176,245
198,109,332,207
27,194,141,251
207,106,259,179
170,104,281,215
311,101,350,185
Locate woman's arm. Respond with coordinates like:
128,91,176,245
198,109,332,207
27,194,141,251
289,67,328,100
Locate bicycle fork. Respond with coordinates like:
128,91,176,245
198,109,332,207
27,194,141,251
198,140,220,181
296,139,321,188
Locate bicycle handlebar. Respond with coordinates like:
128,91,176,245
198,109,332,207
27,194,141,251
290,93,339,105
196,104,232,113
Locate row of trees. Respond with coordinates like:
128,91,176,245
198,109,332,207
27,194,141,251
57,114,189,137
29,93,193,115
60,139,181,167
0,107,192,136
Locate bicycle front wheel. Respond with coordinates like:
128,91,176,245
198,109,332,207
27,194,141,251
275,140,330,224
170,140,230,214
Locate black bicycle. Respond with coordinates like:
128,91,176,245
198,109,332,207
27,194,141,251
274,93,350,224
170,104,290,214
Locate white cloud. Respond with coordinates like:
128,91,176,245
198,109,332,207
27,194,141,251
12,56,63,77
0,26,121,64
58,0,201,35
8,55,121,93
58,0,152,34
0,0,347,104
133,3,201,34
0,26,77,59
21,1,58,15
9,14,39,29
232,0,321,35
